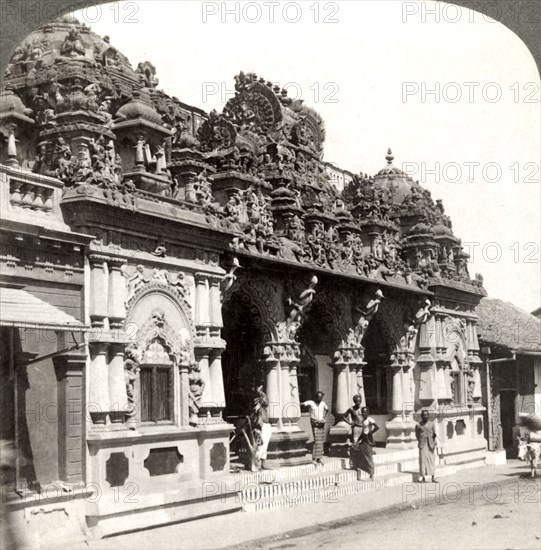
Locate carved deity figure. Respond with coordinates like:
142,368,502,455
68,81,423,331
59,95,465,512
221,257,241,296
124,343,141,418
353,289,384,343
188,361,205,426
60,27,86,57
286,275,318,325
123,265,148,306
466,370,476,402
415,299,433,326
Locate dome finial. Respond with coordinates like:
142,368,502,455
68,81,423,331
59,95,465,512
386,147,394,165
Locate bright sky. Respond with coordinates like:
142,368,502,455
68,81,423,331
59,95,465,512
74,0,541,312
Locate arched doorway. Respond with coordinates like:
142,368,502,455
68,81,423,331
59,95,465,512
297,300,336,403
221,290,265,419
362,315,395,415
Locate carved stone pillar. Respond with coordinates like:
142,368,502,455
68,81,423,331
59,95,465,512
179,362,190,426
208,275,223,337
288,359,302,425
196,347,213,416
329,353,351,448
195,273,209,338
107,257,127,329
263,346,281,426
388,363,404,416
262,342,309,465
88,342,109,425
89,255,108,328
108,343,127,423
329,344,366,451
280,345,302,427
209,349,226,418
385,350,416,448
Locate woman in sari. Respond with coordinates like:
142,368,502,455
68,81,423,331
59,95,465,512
349,406,379,480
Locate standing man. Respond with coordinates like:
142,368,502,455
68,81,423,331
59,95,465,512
302,391,329,465
253,384,272,470
415,409,438,483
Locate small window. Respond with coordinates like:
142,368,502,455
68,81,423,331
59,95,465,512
140,364,173,424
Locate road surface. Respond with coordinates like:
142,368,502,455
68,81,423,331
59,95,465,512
253,477,541,550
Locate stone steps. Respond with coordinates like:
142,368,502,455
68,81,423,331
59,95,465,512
236,449,421,513
242,472,413,512
237,446,488,512
233,448,419,483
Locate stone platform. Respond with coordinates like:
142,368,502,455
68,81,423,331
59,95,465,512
232,445,488,512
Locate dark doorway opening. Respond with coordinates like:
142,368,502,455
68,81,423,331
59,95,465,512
362,315,393,414
500,390,517,457
221,292,265,420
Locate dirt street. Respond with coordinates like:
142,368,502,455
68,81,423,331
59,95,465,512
253,477,541,550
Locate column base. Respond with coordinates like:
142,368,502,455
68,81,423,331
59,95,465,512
329,422,352,457
385,416,417,449
265,427,310,467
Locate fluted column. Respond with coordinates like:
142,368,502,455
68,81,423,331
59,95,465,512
280,360,294,426
197,348,213,416
331,359,350,428
263,345,281,426
354,365,366,406
209,349,226,416
107,258,127,329
88,342,109,425
389,364,404,416
208,275,223,337
108,343,127,422
195,273,209,338
179,362,190,426
288,359,302,425
88,255,108,328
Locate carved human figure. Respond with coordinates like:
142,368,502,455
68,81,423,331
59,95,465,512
286,275,318,325
124,343,141,417
123,265,148,306
415,299,432,326
188,361,205,426
60,27,86,57
221,257,241,296
353,289,384,342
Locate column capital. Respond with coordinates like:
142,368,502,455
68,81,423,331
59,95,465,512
207,274,223,285
88,253,109,265
263,341,300,364
107,256,128,269
194,272,209,283
333,346,365,368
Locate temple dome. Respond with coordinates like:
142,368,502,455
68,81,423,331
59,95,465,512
0,90,29,115
115,92,163,125
4,15,138,87
373,148,413,204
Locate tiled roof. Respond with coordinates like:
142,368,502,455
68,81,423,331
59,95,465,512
0,287,88,332
477,297,541,354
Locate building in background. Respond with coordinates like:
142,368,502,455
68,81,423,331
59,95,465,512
477,298,541,457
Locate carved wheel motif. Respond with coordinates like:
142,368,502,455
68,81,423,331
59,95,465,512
224,82,283,135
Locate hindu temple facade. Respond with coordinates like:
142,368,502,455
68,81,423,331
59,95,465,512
0,15,488,538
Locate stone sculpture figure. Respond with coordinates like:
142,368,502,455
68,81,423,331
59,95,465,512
60,27,86,57
124,343,141,418
188,361,205,426
123,265,149,306
221,257,241,296
353,289,384,343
